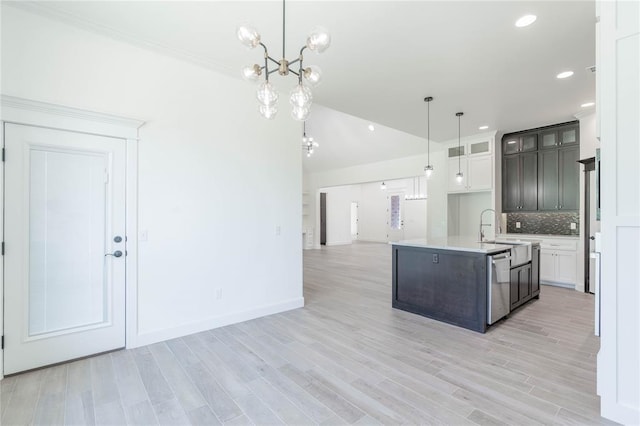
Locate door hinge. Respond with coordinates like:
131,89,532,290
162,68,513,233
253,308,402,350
1,336,4,350
1,242,4,256
2,147,5,162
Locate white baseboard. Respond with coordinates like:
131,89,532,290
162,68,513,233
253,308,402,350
540,281,575,289
130,297,305,348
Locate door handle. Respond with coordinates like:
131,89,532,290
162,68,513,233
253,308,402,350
105,250,123,258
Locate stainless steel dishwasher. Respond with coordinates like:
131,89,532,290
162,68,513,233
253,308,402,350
487,251,511,325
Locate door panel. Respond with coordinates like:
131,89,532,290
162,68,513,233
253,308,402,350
4,123,126,374
387,193,404,242
559,147,580,210
538,149,559,210
502,155,520,211
521,153,538,211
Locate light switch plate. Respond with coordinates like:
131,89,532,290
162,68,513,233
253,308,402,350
570,222,577,230
516,222,521,229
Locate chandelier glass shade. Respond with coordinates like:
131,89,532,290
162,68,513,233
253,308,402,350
237,1,330,120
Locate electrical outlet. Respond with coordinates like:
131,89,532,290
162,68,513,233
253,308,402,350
275,225,281,236
516,222,521,229
215,288,222,300
432,254,439,263
570,222,577,230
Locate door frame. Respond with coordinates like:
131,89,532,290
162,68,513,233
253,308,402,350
0,95,144,379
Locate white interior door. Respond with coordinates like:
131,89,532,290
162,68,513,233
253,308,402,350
4,123,126,375
387,193,404,242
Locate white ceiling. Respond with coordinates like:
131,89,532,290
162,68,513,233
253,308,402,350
11,1,596,173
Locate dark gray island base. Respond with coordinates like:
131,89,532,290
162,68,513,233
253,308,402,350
390,238,540,333
392,244,491,333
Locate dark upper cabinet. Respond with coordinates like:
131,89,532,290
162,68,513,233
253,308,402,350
502,121,579,213
538,146,579,211
503,133,538,155
539,124,579,150
502,152,537,212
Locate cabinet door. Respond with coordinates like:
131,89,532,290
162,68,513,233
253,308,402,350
510,268,520,308
468,155,492,190
531,247,540,295
559,147,579,210
520,133,538,152
558,125,579,147
503,136,520,155
556,251,577,284
448,157,467,192
518,264,532,303
539,250,555,282
502,155,521,211
540,129,559,149
538,149,560,210
469,140,490,156
521,153,538,211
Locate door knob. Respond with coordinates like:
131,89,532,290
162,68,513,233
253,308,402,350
105,250,123,258
590,236,596,240
113,236,123,243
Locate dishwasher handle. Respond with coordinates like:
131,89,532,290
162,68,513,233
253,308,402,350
491,253,511,262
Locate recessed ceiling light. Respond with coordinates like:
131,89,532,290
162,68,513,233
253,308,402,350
515,15,537,28
479,125,489,130
557,71,574,79
368,124,375,131
581,102,595,108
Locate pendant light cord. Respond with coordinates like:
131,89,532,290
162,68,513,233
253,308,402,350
427,100,430,165
458,114,461,173
282,0,286,58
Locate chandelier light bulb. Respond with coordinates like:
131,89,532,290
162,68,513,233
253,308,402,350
256,81,279,106
456,172,464,184
289,84,313,108
306,26,331,53
303,65,323,87
241,64,261,82
425,165,434,179
237,25,261,49
259,104,278,120
291,105,310,121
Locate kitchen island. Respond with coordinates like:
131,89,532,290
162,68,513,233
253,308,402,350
392,238,530,333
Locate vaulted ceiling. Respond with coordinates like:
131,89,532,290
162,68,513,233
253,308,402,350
9,1,596,172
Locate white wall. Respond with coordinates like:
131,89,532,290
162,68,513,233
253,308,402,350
1,6,303,349
307,149,449,247
320,185,354,246
597,1,640,423
448,192,493,239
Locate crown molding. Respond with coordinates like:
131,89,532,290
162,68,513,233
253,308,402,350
1,95,144,139
6,1,236,77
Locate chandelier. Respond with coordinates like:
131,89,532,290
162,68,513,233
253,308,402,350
237,0,331,120
302,122,318,157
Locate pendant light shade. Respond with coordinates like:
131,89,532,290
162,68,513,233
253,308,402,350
380,181,387,190
424,96,434,179
456,112,464,185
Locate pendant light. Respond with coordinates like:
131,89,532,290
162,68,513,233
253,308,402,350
424,96,434,178
455,112,464,185
302,121,319,157
380,181,387,190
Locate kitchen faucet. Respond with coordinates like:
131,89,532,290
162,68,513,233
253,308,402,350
479,208,502,242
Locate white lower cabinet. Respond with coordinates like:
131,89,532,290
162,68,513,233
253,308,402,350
539,239,578,286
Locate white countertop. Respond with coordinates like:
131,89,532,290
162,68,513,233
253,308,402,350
392,237,516,254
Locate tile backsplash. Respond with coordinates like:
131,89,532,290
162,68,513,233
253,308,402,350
506,212,580,236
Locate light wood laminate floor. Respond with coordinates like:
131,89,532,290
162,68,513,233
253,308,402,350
2,242,613,425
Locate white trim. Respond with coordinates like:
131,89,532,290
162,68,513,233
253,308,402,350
132,297,305,348
0,125,4,380
0,96,144,378
1,95,144,140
